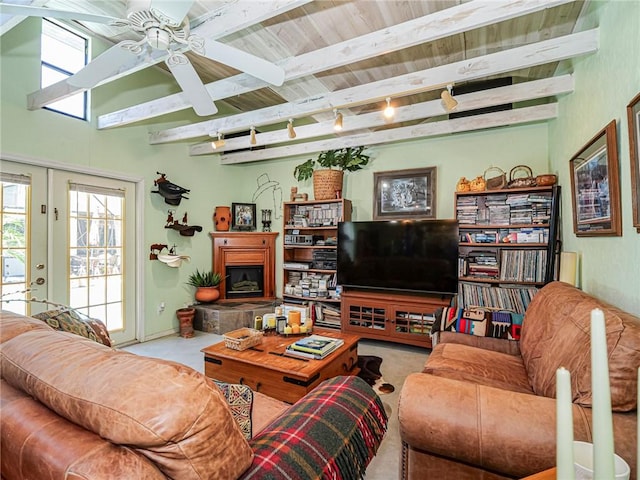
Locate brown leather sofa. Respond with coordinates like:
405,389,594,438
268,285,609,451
0,310,386,479
399,281,639,479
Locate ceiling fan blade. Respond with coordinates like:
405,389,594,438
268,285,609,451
67,42,142,88
0,3,125,25
149,0,194,27
201,40,285,86
165,54,217,116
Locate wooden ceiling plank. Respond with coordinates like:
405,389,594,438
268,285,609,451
25,0,308,110
189,74,574,156
218,104,559,164
97,0,574,128
149,29,597,144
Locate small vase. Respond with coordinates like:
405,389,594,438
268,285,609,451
176,307,196,338
214,206,231,231
195,286,220,303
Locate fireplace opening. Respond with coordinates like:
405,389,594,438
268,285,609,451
225,265,264,298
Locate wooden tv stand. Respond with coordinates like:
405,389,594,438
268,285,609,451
341,290,451,348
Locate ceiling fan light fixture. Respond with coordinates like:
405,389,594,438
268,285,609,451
288,119,296,139
384,97,395,118
441,84,458,112
250,126,257,145
333,109,343,131
146,27,171,50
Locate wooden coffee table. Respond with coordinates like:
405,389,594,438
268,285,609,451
202,330,360,403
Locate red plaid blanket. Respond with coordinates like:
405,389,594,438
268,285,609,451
240,376,388,480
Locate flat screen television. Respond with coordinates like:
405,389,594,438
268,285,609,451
337,219,459,296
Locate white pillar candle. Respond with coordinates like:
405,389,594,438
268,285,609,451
559,252,578,286
591,308,615,478
556,367,575,479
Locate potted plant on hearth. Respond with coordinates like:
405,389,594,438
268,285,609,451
187,269,223,303
293,146,371,200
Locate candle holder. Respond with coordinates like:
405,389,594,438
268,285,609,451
261,209,272,232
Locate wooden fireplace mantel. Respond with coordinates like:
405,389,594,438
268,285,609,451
210,231,279,301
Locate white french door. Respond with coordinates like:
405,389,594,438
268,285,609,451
0,161,48,314
0,160,138,345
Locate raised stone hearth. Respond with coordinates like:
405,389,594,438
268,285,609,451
192,301,277,334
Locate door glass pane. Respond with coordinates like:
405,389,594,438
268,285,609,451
0,178,29,314
68,186,124,333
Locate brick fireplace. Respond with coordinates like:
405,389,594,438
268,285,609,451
210,232,278,301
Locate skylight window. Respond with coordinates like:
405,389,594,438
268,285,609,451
40,19,88,120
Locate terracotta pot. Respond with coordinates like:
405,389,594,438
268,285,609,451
176,307,195,338
214,206,231,231
195,286,220,303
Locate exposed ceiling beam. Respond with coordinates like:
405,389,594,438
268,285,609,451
190,75,575,156
97,0,574,129
25,0,310,110
219,104,559,165
0,0,48,36
149,29,598,145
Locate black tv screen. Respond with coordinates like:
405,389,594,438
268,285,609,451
337,220,459,296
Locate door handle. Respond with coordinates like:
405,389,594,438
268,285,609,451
35,277,45,285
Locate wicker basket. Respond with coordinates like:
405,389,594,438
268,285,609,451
223,328,263,351
313,169,344,200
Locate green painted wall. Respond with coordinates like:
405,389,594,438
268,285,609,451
1,1,637,339
548,0,640,315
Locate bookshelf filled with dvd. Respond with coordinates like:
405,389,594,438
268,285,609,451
455,185,561,313
282,198,352,329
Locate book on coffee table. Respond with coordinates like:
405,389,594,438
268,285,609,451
284,339,343,360
290,335,344,355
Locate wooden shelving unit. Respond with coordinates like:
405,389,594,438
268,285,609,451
281,199,352,329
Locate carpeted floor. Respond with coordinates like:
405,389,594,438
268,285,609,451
121,331,429,479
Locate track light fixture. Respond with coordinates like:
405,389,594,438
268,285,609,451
287,118,296,139
250,126,257,145
333,109,343,131
384,97,395,118
441,84,458,112
211,132,225,149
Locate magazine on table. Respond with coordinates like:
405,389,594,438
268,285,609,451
289,334,344,355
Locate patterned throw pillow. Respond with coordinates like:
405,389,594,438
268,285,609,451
432,306,524,340
214,381,254,439
32,309,112,347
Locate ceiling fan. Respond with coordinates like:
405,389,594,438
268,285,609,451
0,0,286,116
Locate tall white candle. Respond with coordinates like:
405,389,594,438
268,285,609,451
591,308,615,478
556,367,575,479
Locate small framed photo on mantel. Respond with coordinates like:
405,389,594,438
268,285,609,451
373,167,437,221
231,203,257,231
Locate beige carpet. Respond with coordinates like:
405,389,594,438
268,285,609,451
121,332,429,480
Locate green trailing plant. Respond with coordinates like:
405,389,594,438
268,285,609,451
186,269,222,288
293,146,371,181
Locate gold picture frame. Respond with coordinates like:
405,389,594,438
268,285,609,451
569,120,621,236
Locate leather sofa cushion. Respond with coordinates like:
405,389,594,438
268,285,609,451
1,329,253,480
423,342,533,394
521,281,640,412
1,379,165,480
0,310,53,343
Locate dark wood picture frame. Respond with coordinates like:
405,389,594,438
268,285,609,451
569,120,621,236
373,167,436,220
231,202,257,231
626,92,640,232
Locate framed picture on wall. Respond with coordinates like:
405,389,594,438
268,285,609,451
373,167,437,220
626,92,640,233
569,120,622,236
231,203,257,231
